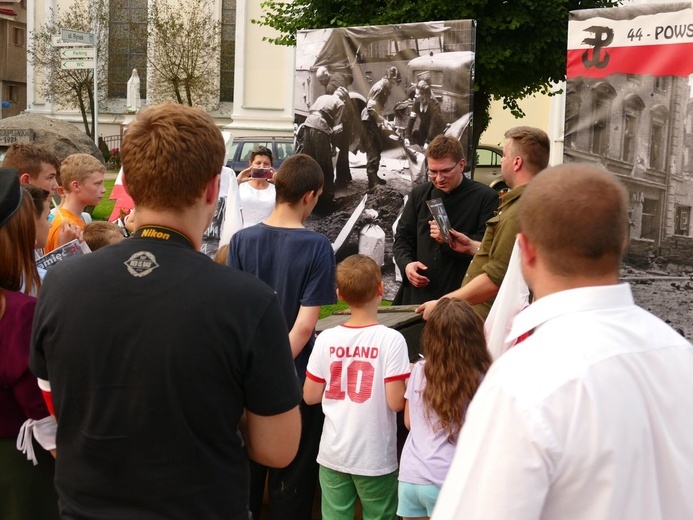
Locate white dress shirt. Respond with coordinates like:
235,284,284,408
433,283,693,520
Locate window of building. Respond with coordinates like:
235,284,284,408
7,85,18,102
654,76,668,92
219,0,236,102
12,27,24,46
641,197,659,240
108,0,147,99
591,83,615,156
675,205,690,236
650,122,664,171
622,96,644,163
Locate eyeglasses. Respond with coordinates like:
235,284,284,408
428,164,458,177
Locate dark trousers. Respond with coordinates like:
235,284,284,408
249,401,324,520
302,127,335,196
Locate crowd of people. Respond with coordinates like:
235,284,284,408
1,102,692,520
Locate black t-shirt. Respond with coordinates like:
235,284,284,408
30,226,301,520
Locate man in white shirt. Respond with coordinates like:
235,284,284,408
433,163,693,520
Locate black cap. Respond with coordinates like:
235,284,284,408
0,167,22,229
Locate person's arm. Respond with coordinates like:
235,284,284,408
303,378,326,405
432,384,551,519
416,274,499,320
385,380,406,412
289,305,321,359
394,189,430,286
403,399,411,430
244,407,301,468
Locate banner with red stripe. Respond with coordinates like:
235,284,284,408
568,5,693,79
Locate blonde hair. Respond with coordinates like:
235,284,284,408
60,154,106,193
336,254,381,306
84,221,123,251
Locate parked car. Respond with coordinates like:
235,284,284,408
225,136,294,174
472,144,509,194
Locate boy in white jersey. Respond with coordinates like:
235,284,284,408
304,254,410,519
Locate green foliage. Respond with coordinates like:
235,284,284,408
27,0,108,138
91,178,116,221
146,0,222,107
254,0,621,143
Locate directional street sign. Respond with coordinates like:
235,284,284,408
61,59,95,70
60,28,94,45
51,36,91,47
61,48,95,59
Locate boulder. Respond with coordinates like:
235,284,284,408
0,113,105,164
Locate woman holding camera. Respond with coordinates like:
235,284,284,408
236,146,277,228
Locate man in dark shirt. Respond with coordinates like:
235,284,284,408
30,103,302,520
393,135,498,305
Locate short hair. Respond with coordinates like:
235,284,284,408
2,143,61,178
316,66,330,82
336,254,381,306
249,146,273,166
416,80,432,97
519,163,628,277
386,66,401,81
121,103,225,210
23,184,50,217
84,221,123,251
504,126,550,175
60,154,106,193
426,135,465,163
0,192,39,294
213,243,229,265
274,154,324,205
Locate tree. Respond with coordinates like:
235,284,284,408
254,0,621,145
146,0,222,107
28,0,108,139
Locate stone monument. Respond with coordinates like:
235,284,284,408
126,69,141,111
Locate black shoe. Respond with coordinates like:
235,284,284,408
368,175,386,189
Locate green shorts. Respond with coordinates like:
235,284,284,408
319,465,398,519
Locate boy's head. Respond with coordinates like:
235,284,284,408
2,143,60,193
84,221,125,251
274,154,324,206
23,184,51,249
336,254,382,306
60,154,107,207
121,103,225,211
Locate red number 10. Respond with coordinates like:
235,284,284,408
324,360,375,403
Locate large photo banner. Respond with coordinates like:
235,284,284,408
565,3,693,264
294,20,476,298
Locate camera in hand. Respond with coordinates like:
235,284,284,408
251,167,273,179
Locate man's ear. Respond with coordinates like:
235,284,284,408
377,280,384,297
205,173,221,204
303,190,317,206
19,173,31,185
517,233,536,267
514,155,524,172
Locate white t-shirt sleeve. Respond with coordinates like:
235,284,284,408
306,331,327,382
384,331,411,382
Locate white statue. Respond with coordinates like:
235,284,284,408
126,69,141,111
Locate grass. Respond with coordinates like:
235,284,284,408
319,299,392,319
91,178,116,221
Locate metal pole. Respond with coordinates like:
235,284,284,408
93,40,98,144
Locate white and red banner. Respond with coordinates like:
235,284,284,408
568,4,693,79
